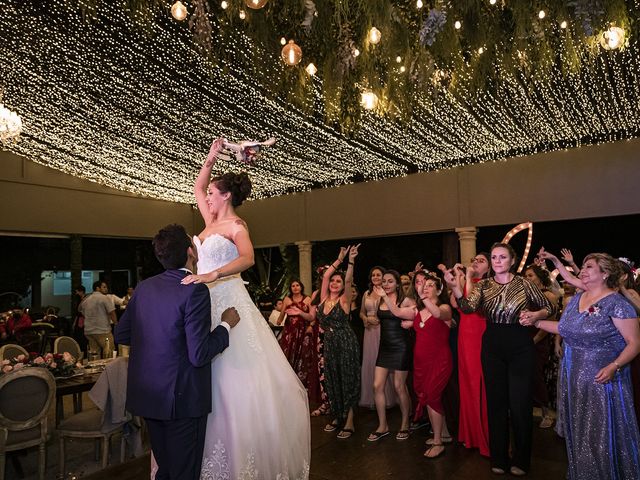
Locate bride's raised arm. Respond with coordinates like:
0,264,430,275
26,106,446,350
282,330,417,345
195,138,224,226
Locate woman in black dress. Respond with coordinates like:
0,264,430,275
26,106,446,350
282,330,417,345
368,270,416,441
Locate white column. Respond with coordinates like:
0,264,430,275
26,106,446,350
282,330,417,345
455,227,478,264
295,241,313,294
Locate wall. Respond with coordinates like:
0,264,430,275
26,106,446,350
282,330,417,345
2,139,639,246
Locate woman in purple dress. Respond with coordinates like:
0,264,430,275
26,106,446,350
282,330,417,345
526,251,640,479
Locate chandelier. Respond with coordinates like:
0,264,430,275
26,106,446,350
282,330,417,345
0,102,22,145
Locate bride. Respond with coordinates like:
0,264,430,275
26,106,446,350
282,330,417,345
182,138,311,479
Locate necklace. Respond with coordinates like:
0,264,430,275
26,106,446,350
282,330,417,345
419,311,429,328
325,297,340,310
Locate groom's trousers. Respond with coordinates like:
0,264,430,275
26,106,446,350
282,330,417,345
145,416,208,480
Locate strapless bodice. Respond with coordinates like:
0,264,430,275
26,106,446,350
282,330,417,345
194,234,238,274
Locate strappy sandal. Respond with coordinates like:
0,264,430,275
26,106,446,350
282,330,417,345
425,435,452,445
424,443,445,459
395,430,410,441
311,404,329,417
323,421,339,432
367,430,390,442
337,428,354,439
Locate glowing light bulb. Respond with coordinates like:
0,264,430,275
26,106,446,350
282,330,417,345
454,20,462,30
560,21,568,29
305,63,317,76
478,47,484,54
353,48,360,57
246,0,268,9
369,27,381,45
538,10,546,19
396,56,402,63
221,1,228,10
239,10,246,19
171,1,188,21
416,0,423,8
601,26,625,50
280,37,286,45
361,91,378,110
489,0,497,4
400,66,406,72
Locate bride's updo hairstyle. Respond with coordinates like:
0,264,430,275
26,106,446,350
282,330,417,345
212,172,252,207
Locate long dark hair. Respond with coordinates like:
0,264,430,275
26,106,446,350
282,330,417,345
367,266,386,295
384,270,404,306
287,278,306,297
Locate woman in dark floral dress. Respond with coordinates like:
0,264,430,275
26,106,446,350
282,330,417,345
316,245,361,439
278,279,319,401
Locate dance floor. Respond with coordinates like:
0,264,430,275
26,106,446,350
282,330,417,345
84,407,568,480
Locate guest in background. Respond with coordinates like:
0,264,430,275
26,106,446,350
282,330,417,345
72,285,88,355
79,280,117,359
349,284,364,362
446,253,491,457
278,279,319,402
310,266,331,417
359,266,396,410
400,274,413,298
445,243,554,476
317,246,361,439
368,270,415,442
378,271,453,457
526,251,640,479
524,264,560,429
268,298,287,326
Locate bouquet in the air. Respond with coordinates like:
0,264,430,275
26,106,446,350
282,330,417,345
218,137,276,166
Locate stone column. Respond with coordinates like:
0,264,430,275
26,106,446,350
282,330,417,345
70,235,82,316
455,227,478,264
295,241,313,294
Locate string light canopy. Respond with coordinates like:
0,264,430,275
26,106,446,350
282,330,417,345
0,1,639,204
0,101,23,146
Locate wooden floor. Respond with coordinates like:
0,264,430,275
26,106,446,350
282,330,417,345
85,407,568,480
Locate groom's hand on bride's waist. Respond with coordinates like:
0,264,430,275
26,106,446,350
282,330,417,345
221,307,240,328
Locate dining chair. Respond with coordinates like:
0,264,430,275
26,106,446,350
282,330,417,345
54,336,83,362
57,357,129,477
0,367,56,480
0,344,28,361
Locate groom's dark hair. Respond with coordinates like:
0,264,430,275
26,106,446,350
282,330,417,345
153,224,191,270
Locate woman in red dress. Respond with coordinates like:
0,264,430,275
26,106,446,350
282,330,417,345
449,253,491,457
278,279,320,401
377,271,453,458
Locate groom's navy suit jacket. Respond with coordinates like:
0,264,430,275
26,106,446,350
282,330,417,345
115,269,229,420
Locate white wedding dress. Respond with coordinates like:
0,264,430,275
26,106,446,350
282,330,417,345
195,234,311,480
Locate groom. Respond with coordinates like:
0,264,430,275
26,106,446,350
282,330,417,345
115,224,239,480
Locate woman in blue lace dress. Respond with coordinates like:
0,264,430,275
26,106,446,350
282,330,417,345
525,251,640,479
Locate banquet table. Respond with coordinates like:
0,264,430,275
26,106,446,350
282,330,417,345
55,360,115,424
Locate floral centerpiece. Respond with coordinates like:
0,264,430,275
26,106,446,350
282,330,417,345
1,352,81,377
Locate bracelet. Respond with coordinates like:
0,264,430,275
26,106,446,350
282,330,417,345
613,360,621,372
348,261,354,265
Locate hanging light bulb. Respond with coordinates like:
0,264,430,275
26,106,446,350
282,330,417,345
280,37,287,45
396,56,402,63
400,66,406,72
368,27,381,45
560,20,568,29
538,10,546,19
478,47,484,54
246,0,268,9
454,20,462,30
489,0,497,4
305,63,317,76
221,1,228,9
600,25,626,50
171,1,188,21
353,48,360,57
0,103,23,145
416,0,423,8
239,10,246,19
361,91,379,110
281,39,302,66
